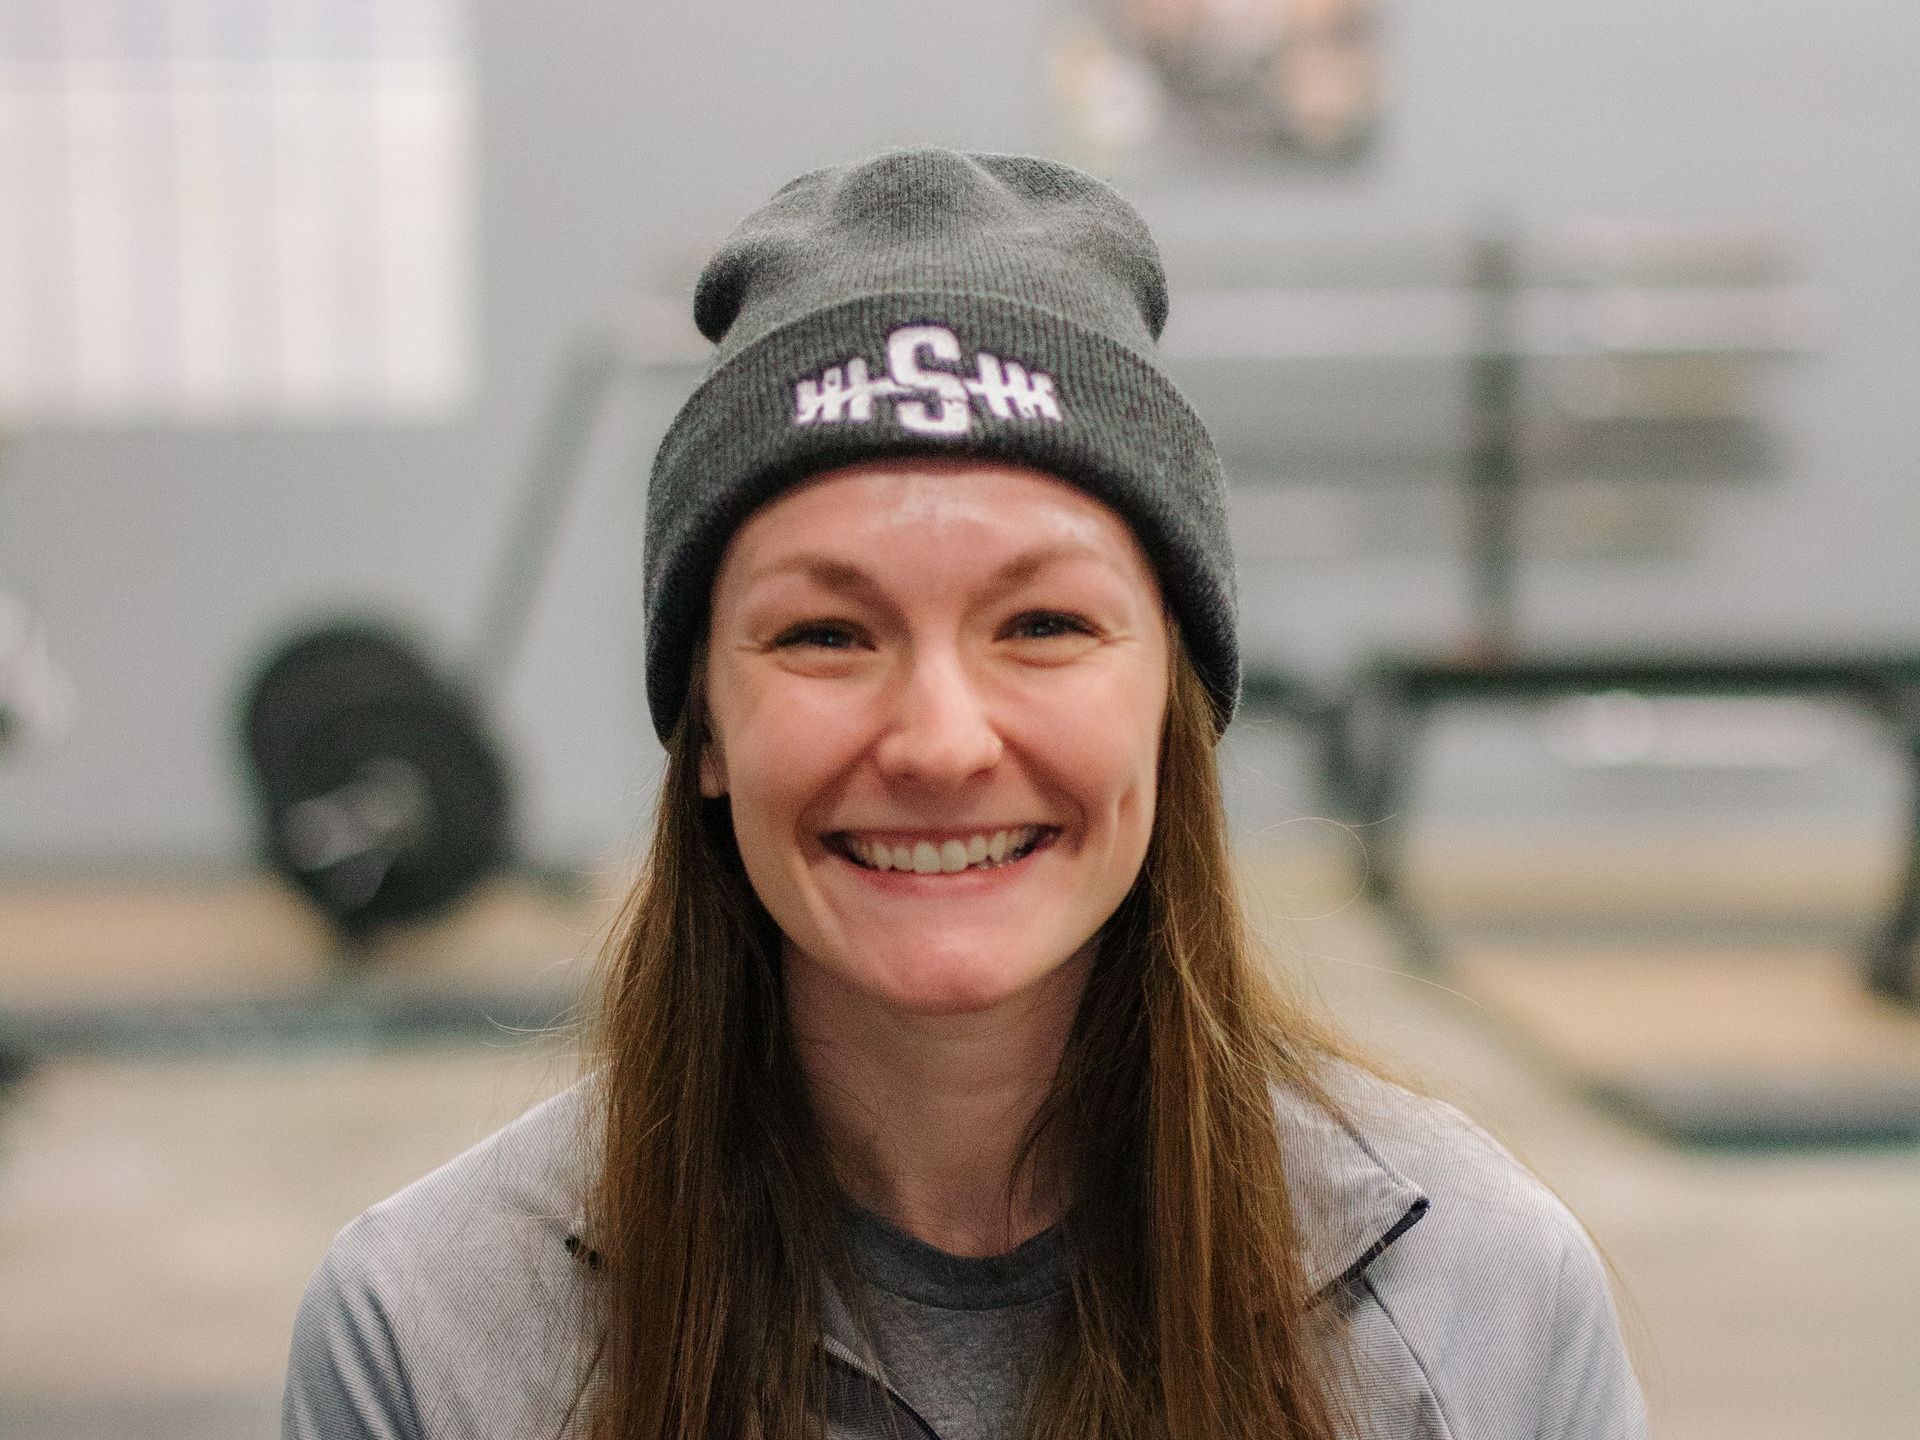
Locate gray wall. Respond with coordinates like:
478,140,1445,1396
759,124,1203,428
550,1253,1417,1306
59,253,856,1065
4,1,1917,867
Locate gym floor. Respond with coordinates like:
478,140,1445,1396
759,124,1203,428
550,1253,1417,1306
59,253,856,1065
0,838,1916,1439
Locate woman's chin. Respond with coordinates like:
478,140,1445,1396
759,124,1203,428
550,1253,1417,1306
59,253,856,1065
866,952,1046,1017
794,935,1091,1022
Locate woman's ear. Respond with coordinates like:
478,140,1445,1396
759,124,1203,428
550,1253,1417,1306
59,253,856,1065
698,739,728,798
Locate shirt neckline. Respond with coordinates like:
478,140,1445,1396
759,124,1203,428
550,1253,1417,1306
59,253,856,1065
839,1199,1070,1310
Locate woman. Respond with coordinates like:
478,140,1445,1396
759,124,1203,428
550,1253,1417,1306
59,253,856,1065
283,149,1645,1440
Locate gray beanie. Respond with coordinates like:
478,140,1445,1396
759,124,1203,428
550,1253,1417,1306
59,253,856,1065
642,147,1236,740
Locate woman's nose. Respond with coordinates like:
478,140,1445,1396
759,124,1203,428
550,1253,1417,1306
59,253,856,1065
873,653,1004,784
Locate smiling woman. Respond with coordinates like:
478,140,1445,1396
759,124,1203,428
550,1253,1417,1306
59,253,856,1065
703,462,1168,1035
281,150,1646,1440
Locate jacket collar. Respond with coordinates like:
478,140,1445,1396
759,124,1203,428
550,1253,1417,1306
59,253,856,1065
1272,1071,1431,1298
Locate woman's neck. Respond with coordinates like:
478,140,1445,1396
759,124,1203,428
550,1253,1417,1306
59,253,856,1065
785,942,1094,1258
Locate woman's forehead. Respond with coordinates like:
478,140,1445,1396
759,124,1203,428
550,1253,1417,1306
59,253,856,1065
723,459,1150,580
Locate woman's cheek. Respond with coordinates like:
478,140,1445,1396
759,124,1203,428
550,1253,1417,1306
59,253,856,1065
731,681,870,786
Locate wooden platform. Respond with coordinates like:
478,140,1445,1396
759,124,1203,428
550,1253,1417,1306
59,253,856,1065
1454,944,1920,1145
0,873,619,1057
1242,836,1920,1146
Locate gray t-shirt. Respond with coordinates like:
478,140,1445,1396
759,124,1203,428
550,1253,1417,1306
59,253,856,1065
835,1205,1066,1440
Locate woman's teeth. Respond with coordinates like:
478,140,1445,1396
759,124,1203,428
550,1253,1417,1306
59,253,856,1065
843,826,1044,874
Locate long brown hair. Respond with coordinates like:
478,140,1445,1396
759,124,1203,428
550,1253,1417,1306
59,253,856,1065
580,636,1366,1439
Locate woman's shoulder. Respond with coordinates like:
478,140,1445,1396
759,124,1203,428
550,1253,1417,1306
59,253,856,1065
1283,1057,1605,1293
316,1075,599,1308
1313,1060,1590,1237
282,1080,600,1438
355,1076,596,1247
1288,1060,1646,1437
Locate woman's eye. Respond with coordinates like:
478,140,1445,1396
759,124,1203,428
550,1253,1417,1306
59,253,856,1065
1006,610,1094,641
772,621,861,650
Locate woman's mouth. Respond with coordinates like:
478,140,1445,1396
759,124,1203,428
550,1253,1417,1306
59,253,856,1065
828,825,1056,875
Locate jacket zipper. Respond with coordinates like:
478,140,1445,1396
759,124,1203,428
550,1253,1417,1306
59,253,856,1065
822,1337,943,1440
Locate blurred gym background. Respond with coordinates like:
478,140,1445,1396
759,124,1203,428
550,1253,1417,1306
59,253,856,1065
1,2,1916,1436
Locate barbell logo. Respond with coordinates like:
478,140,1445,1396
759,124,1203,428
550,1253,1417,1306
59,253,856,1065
793,324,1062,435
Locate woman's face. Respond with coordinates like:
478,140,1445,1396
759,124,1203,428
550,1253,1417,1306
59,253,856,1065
701,459,1170,1021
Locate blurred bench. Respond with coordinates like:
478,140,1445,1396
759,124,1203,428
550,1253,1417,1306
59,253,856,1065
1298,651,1920,1005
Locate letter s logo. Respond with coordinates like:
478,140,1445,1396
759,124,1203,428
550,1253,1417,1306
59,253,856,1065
886,326,971,436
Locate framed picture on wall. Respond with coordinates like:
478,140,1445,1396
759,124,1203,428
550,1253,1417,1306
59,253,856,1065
1056,0,1384,168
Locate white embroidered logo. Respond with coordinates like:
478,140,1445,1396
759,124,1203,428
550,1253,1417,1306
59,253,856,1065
792,324,1062,435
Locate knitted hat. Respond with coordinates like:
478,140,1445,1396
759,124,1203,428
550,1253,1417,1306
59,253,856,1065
642,147,1236,740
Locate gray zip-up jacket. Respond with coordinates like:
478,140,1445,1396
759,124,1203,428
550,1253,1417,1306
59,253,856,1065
281,1064,1646,1438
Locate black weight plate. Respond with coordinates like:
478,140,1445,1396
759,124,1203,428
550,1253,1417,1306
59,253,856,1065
261,696,511,933
240,620,513,937
243,623,445,783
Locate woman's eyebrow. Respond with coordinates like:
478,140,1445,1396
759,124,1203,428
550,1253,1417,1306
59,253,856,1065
989,544,1110,590
744,556,883,598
